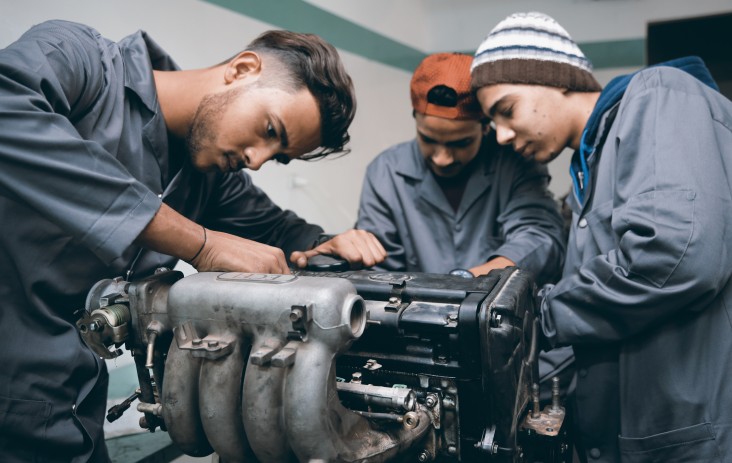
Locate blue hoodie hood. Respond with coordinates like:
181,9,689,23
570,56,719,205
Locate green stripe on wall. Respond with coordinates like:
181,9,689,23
580,38,645,69
203,0,426,72
203,0,644,71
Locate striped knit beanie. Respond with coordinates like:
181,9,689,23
471,12,601,92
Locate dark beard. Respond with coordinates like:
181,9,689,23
185,87,242,166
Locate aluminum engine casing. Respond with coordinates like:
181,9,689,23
80,267,567,462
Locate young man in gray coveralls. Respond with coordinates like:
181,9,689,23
472,11,732,462
356,52,565,283
0,20,385,462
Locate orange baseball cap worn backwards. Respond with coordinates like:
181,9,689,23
410,52,484,121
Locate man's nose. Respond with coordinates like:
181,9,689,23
244,147,273,171
431,146,454,167
494,124,515,145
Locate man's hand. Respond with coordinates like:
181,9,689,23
290,229,386,269
135,203,290,274
468,256,516,276
190,229,290,274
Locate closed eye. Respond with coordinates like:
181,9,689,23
266,122,277,139
499,104,513,118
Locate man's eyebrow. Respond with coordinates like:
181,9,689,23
273,115,289,149
445,137,474,147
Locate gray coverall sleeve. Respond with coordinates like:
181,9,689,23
0,22,161,264
494,160,565,285
541,72,732,346
355,160,406,271
205,170,324,256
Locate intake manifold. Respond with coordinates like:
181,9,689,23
158,272,431,462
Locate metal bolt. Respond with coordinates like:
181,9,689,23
448,313,458,322
447,445,458,455
351,372,362,383
425,395,437,408
290,307,304,322
207,340,219,348
192,338,202,346
551,376,561,411
417,450,430,462
388,296,399,304
403,411,419,429
532,383,541,418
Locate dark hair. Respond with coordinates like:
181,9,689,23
245,30,356,159
427,85,459,108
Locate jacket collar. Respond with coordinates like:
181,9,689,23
117,30,182,187
118,30,180,113
395,137,497,220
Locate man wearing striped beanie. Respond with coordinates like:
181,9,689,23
471,11,732,463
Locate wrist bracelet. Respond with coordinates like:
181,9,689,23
187,226,207,262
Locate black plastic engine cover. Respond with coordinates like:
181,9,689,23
293,267,540,462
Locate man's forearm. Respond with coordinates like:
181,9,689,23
134,203,205,261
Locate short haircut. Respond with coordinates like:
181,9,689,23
246,30,356,159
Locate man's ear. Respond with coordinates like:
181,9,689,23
224,51,263,84
481,120,492,136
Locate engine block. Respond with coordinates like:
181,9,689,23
79,267,569,462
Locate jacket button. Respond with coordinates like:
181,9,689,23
455,223,462,231
578,368,588,378
578,218,588,228
590,448,601,459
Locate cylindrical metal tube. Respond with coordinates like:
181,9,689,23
337,381,416,412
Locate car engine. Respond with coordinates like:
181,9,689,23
78,267,570,462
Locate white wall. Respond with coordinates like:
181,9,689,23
0,0,415,234
306,0,731,52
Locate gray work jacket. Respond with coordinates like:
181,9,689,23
541,66,732,462
356,136,565,284
0,20,321,462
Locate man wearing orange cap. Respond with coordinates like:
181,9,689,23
356,53,565,283
356,52,572,402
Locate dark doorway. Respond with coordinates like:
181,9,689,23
647,12,732,99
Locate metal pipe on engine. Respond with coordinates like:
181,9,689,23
337,382,417,412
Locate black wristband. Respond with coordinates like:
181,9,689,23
187,226,207,263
